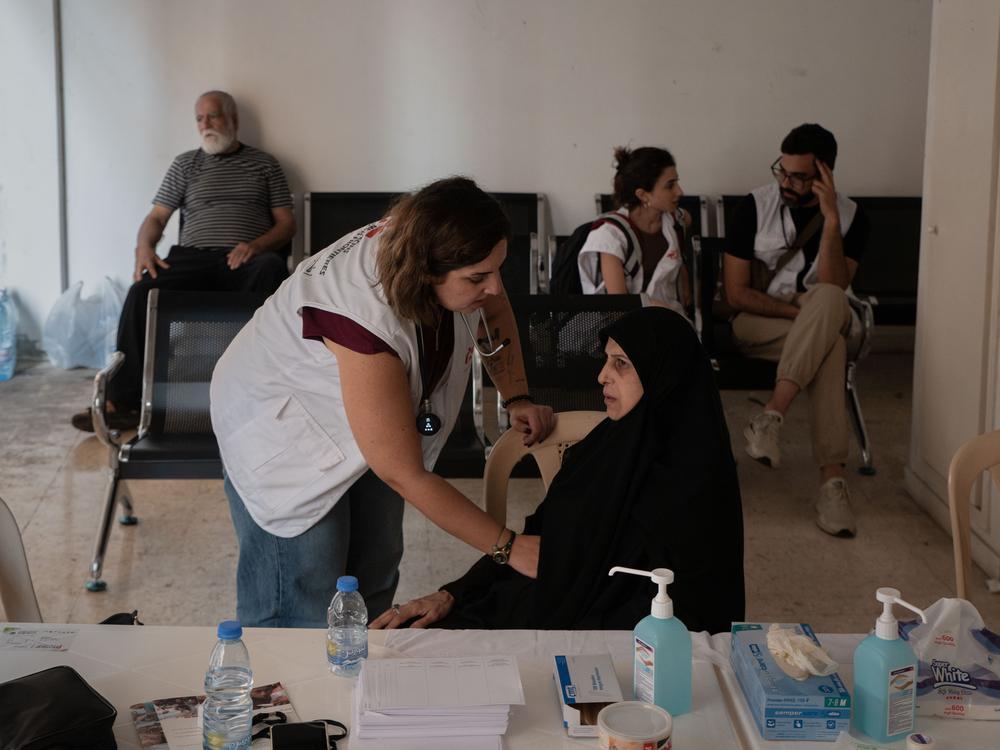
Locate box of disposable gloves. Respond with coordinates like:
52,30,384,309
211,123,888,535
731,623,851,741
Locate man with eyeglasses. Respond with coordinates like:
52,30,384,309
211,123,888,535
723,123,868,538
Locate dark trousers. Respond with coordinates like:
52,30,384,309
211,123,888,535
106,245,287,410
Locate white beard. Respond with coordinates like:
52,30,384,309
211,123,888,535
201,129,236,155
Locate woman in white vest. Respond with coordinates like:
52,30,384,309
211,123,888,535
210,177,555,627
577,146,691,314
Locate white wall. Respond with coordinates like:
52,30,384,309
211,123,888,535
3,0,933,342
906,0,1000,577
0,1,62,342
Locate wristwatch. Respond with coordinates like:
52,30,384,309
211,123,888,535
491,529,517,565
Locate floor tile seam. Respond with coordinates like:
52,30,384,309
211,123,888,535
19,431,90,534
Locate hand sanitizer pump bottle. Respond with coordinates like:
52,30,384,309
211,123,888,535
609,566,691,716
853,587,927,743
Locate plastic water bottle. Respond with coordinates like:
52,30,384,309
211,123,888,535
202,620,253,750
0,289,17,381
327,575,368,677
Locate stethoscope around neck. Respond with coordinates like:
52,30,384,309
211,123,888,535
415,309,511,436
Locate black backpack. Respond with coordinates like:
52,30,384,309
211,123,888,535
549,212,641,295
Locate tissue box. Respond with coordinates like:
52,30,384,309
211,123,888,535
552,653,624,737
731,623,851,742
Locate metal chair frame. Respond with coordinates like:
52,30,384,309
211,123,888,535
86,290,264,591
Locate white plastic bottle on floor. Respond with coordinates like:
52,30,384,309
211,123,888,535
203,620,253,750
327,575,368,677
0,289,18,381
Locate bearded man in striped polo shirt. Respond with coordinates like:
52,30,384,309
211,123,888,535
71,90,296,432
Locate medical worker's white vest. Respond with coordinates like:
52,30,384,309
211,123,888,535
751,183,857,302
210,222,474,537
578,207,684,306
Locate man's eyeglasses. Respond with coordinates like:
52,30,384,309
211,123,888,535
770,157,818,189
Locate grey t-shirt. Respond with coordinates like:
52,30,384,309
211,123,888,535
153,143,292,248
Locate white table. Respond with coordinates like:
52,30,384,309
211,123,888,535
1,624,995,749
0,624,737,749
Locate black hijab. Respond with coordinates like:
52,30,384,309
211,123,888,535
442,307,745,633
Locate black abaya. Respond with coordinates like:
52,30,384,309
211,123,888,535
439,307,745,633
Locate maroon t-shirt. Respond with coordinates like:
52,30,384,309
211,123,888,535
302,307,454,394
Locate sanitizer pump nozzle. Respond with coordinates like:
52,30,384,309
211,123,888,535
874,587,927,640
608,565,690,715
609,566,674,619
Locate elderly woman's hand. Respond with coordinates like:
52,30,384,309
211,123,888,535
507,402,555,445
369,591,455,629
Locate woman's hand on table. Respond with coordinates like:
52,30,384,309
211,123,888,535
370,591,455,629
507,402,555,446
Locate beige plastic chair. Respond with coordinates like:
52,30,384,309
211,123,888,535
0,497,42,622
484,411,605,526
946,429,1000,599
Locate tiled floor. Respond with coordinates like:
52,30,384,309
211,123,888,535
1,352,998,632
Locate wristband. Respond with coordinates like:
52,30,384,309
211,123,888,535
501,394,534,409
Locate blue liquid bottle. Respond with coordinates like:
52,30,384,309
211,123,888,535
853,587,927,743
0,289,17,381
609,566,691,716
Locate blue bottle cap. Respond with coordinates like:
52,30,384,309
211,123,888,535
217,620,243,639
336,575,359,593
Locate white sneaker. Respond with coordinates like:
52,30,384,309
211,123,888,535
816,478,858,538
744,410,783,468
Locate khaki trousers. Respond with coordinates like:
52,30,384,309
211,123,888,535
731,283,853,468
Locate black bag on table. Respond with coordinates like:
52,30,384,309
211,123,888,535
0,665,117,749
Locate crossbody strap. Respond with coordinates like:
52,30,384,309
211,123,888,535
592,212,642,280
772,209,824,275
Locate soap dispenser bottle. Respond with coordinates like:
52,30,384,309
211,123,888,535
853,587,927,743
609,566,691,716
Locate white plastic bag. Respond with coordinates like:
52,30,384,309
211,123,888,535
900,597,1000,720
42,278,126,369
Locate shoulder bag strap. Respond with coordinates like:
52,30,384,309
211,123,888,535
772,209,824,275
595,212,642,280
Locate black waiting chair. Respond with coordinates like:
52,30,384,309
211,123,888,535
850,197,922,325
304,191,401,256
304,190,549,295
86,290,265,591
490,192,549,294
694,236,875,474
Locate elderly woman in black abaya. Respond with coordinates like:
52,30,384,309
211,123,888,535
371,307,745,633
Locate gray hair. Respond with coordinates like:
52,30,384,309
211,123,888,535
197,90,238,124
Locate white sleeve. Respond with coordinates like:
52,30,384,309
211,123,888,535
577,223,628,294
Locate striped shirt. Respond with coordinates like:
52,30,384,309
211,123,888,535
153,144,292,248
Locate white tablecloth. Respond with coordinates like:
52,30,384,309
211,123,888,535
0,624,738,749
1,623,995,749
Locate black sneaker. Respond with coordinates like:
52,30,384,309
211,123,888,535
71,407,140,433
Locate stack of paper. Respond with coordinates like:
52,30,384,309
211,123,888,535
354,655,525,742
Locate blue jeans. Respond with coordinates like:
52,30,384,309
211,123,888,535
224,471,404,628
